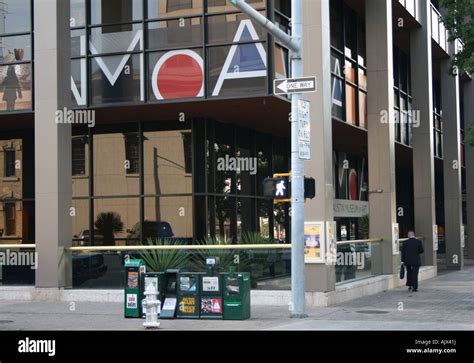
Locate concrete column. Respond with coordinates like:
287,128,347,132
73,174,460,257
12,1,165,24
410,0,437,267
365,0,398,275
441,41,464,270
34,0,72,288
302,0,335,292
465,80,474,259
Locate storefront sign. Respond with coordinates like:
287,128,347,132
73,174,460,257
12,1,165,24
333,199,369,218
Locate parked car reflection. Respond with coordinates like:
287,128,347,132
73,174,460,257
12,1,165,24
72,253,108,286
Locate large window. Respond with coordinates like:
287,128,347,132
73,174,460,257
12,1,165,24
330,0,367,129
393,47,413,146
72,121,193,246
199,119,289,244
125,133,140,174
0,0,33,113
0,134,34,243
4,149,15,177
4,201,16,236
72,137,86,176
71,0,269,107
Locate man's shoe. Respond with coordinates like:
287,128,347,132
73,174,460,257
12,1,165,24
412,289,418,292
408,287,412,291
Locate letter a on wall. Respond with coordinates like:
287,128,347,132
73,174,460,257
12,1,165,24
212,19,267,96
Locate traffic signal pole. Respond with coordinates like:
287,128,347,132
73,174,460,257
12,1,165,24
229,0,307,318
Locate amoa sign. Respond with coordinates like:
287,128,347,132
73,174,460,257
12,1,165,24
71,20,268,105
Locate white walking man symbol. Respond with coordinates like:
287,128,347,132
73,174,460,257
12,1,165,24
275,180,286,197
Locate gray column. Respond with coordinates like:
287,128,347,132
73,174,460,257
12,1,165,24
302,0,335,292
365,0,398,275
465,80,474,259
34,0,72,288
410,0,437,266
441,41,464,270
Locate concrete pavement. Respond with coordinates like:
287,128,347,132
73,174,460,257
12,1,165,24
0,266,472,330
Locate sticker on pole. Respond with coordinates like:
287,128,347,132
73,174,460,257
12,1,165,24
298,99,311,160
274,77,317,95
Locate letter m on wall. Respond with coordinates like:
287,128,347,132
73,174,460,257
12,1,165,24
71,30,144,106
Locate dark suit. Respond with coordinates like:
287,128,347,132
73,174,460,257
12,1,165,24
401,237,424,290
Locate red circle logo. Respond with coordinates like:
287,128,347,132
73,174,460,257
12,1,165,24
152,51,204,100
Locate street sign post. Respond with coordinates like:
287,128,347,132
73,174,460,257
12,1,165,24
274,77,317,95
229,0,308,318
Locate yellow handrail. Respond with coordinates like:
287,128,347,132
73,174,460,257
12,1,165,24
66,244,292,252
336,238,383,246
0,244,36,249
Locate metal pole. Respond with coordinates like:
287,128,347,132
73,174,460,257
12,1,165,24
289,0,306,318
228,0,306,318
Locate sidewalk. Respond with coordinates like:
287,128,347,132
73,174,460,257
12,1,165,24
0,266,472,330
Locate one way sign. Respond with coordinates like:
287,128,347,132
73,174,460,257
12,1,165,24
274,77,317,95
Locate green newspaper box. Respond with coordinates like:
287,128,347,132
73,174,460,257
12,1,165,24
222,272,251,320
176,272,203,319
124,259,146,318
199,274,223,319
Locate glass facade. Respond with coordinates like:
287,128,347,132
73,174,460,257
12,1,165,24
71,119,289,246
70,0,269,107
0,0,33,112
330,0,367,129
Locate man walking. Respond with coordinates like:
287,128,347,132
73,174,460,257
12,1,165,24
401,231,424,292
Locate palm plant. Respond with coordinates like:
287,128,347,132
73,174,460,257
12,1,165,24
190,236,250,273
94,212,123,246
358,215,370,240
138,238,189,272
240,231,281,284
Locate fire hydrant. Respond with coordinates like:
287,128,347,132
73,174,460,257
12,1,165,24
141,283,161,329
